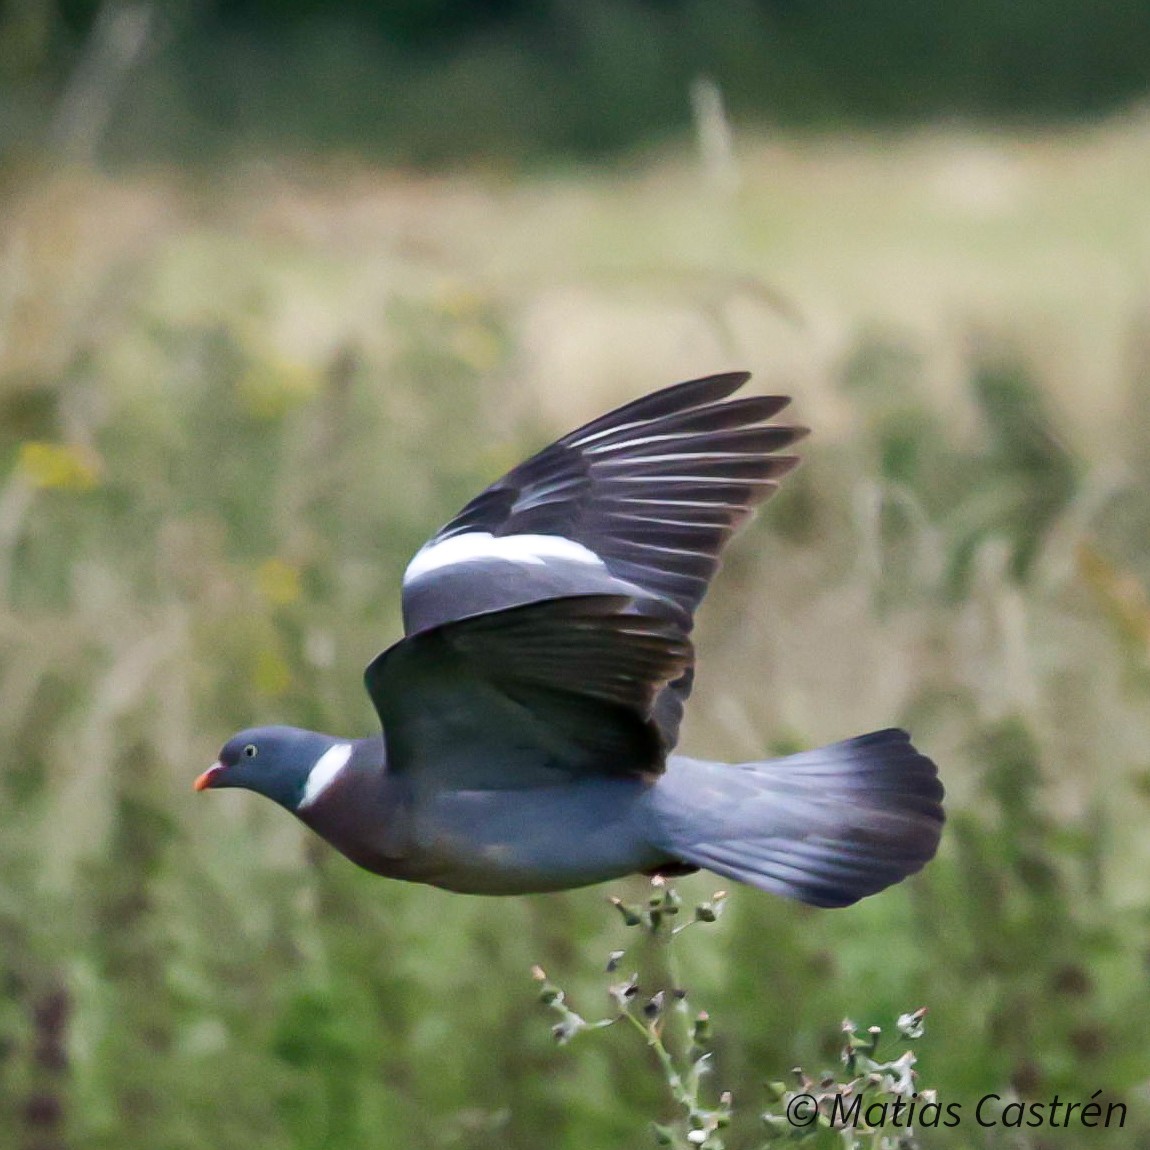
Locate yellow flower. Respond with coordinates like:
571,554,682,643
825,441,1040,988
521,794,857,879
253,647,292,696
18,441,101,491
256,558,302,606
1077,543,1150,648
434,282,485,320
237,358,320,419
450,324,503,373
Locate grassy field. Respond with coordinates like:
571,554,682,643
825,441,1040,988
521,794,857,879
3,114,1150,1147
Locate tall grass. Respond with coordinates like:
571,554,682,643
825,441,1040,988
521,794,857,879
1,121,1150,1145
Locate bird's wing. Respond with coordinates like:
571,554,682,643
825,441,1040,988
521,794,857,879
399,372,805,746
402,372,803,632
364,595,692,790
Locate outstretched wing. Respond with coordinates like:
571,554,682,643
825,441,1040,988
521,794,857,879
365,596,693,789
399,372,805,745
402,372,804,632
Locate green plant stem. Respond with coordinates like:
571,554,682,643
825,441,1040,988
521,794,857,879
620,1008,695,1113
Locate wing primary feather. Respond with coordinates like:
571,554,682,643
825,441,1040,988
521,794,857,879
572,394,792,449
584,426,802,459
563,372,752,447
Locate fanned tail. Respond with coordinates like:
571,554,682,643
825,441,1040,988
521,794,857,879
650,729,944,908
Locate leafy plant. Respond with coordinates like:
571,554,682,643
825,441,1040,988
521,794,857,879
534,880,934,1149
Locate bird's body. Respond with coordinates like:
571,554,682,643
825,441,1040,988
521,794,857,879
199,374,944,907
302,742,662,895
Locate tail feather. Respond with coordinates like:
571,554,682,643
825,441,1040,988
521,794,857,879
651,728,944,908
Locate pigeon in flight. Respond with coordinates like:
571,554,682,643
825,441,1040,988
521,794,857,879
196,373,943,907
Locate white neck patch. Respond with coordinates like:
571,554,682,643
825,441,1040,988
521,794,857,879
404,531,603,584
299,742,353,809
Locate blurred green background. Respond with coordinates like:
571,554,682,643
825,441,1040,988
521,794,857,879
3,1,1150,1147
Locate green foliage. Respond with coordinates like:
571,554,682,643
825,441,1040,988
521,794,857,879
535,882,940,1149
5,0,1150,163
535,881,735,1148
1,140,1150,1146
844,338,1079,594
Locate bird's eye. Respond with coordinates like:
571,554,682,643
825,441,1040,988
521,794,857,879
243,744,258,758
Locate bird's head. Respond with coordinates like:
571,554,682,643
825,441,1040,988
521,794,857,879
195,726,351,813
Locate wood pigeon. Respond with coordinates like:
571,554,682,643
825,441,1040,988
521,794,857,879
196,373,944,907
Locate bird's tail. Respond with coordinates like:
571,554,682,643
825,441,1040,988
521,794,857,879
649,729,944,908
